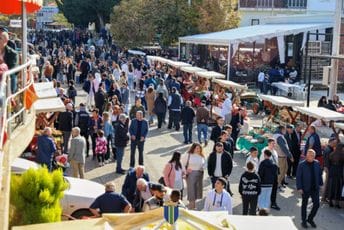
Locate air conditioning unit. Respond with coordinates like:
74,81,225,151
322,66,332,85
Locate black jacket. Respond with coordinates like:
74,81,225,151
95,90,106,111
154,97,167,114
207,151,233,178
258,159,278,187
239,171,261,197
114,122,129,147
210,125,222,142
180,106,195,124
122,169,150,204
284,131,301,157
58,111,73,132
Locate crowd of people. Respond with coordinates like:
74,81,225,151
1,27,343,228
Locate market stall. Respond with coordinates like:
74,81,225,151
259,94,304,125
179,66,208,102
33,82,57,99
293,106,344,139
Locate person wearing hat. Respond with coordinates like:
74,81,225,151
204,177,233,214
142,183,167,211
196,100,210,146
0,27,18,93
221,92,232,125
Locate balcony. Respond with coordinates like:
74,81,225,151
239,0,307,10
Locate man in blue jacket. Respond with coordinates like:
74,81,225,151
129,111,149,167
36,127,57,171
297,149,323,228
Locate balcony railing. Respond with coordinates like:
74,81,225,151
239,0,307,9
0,59,34,150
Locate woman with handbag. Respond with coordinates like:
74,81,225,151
162,152,185,197
182,143,206,210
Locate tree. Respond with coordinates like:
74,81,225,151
110,0,156,47
197,0,240,33
10,167,68,226
52,13,72,29
56,0,119,29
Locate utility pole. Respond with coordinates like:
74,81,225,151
329,0,342,98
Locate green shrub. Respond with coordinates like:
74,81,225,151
10,167,68,226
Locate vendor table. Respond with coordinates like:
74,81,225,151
260,95,304,124
271,82,305,100
236,131,268,155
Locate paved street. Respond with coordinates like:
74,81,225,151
69,88,344,230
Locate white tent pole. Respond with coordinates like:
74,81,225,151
227,42,231,80
22,0,28,87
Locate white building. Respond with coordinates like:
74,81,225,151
238,0,337,27
36,5,59,29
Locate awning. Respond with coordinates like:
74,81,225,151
213,79,248,90
179,23,333,46
34,98,65,114
0,0,43,14
180,66,207,74
334,122,344,130
196,71,225,80
146,55,170,64
33,82,57,99
167,60,192,68
128,49,146,56
294,107,344,122
260,95,304,107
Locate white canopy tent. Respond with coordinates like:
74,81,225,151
128,49,146,56
33,98,65,114
167,60,192,68
196,71,225,80
260,95,304,107
146,55,170,64
33,82,57,99
213,79,248,90
179,23,333,77
294,107,344,122
180,66,207,74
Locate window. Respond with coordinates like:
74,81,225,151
251,19,260,26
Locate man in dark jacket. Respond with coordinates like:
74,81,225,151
297,149,323,228
58,103,74,154
210,117,224,143
207,142,233,188
304,125,322,159
129,111,149,167
36,127,57,171
180,100,195,144
167,87,182,131
115,114,130,174
258,149,278,209
95,83,107,115
121,166,150,204
75,103,91,157
285,124,301,178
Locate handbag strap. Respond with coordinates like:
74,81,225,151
185,153,191,170
167,163,173,177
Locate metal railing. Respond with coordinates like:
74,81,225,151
239,0,307,9
0,59,34,150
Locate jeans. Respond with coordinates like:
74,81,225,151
105,135,112,160
183,123,193,143
301,190,320,222
156,112,165,128
258,187,272,209
130,140,145,167
242,196,258,215
197,124,208,143
115,146,125,171
168,110,181,130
